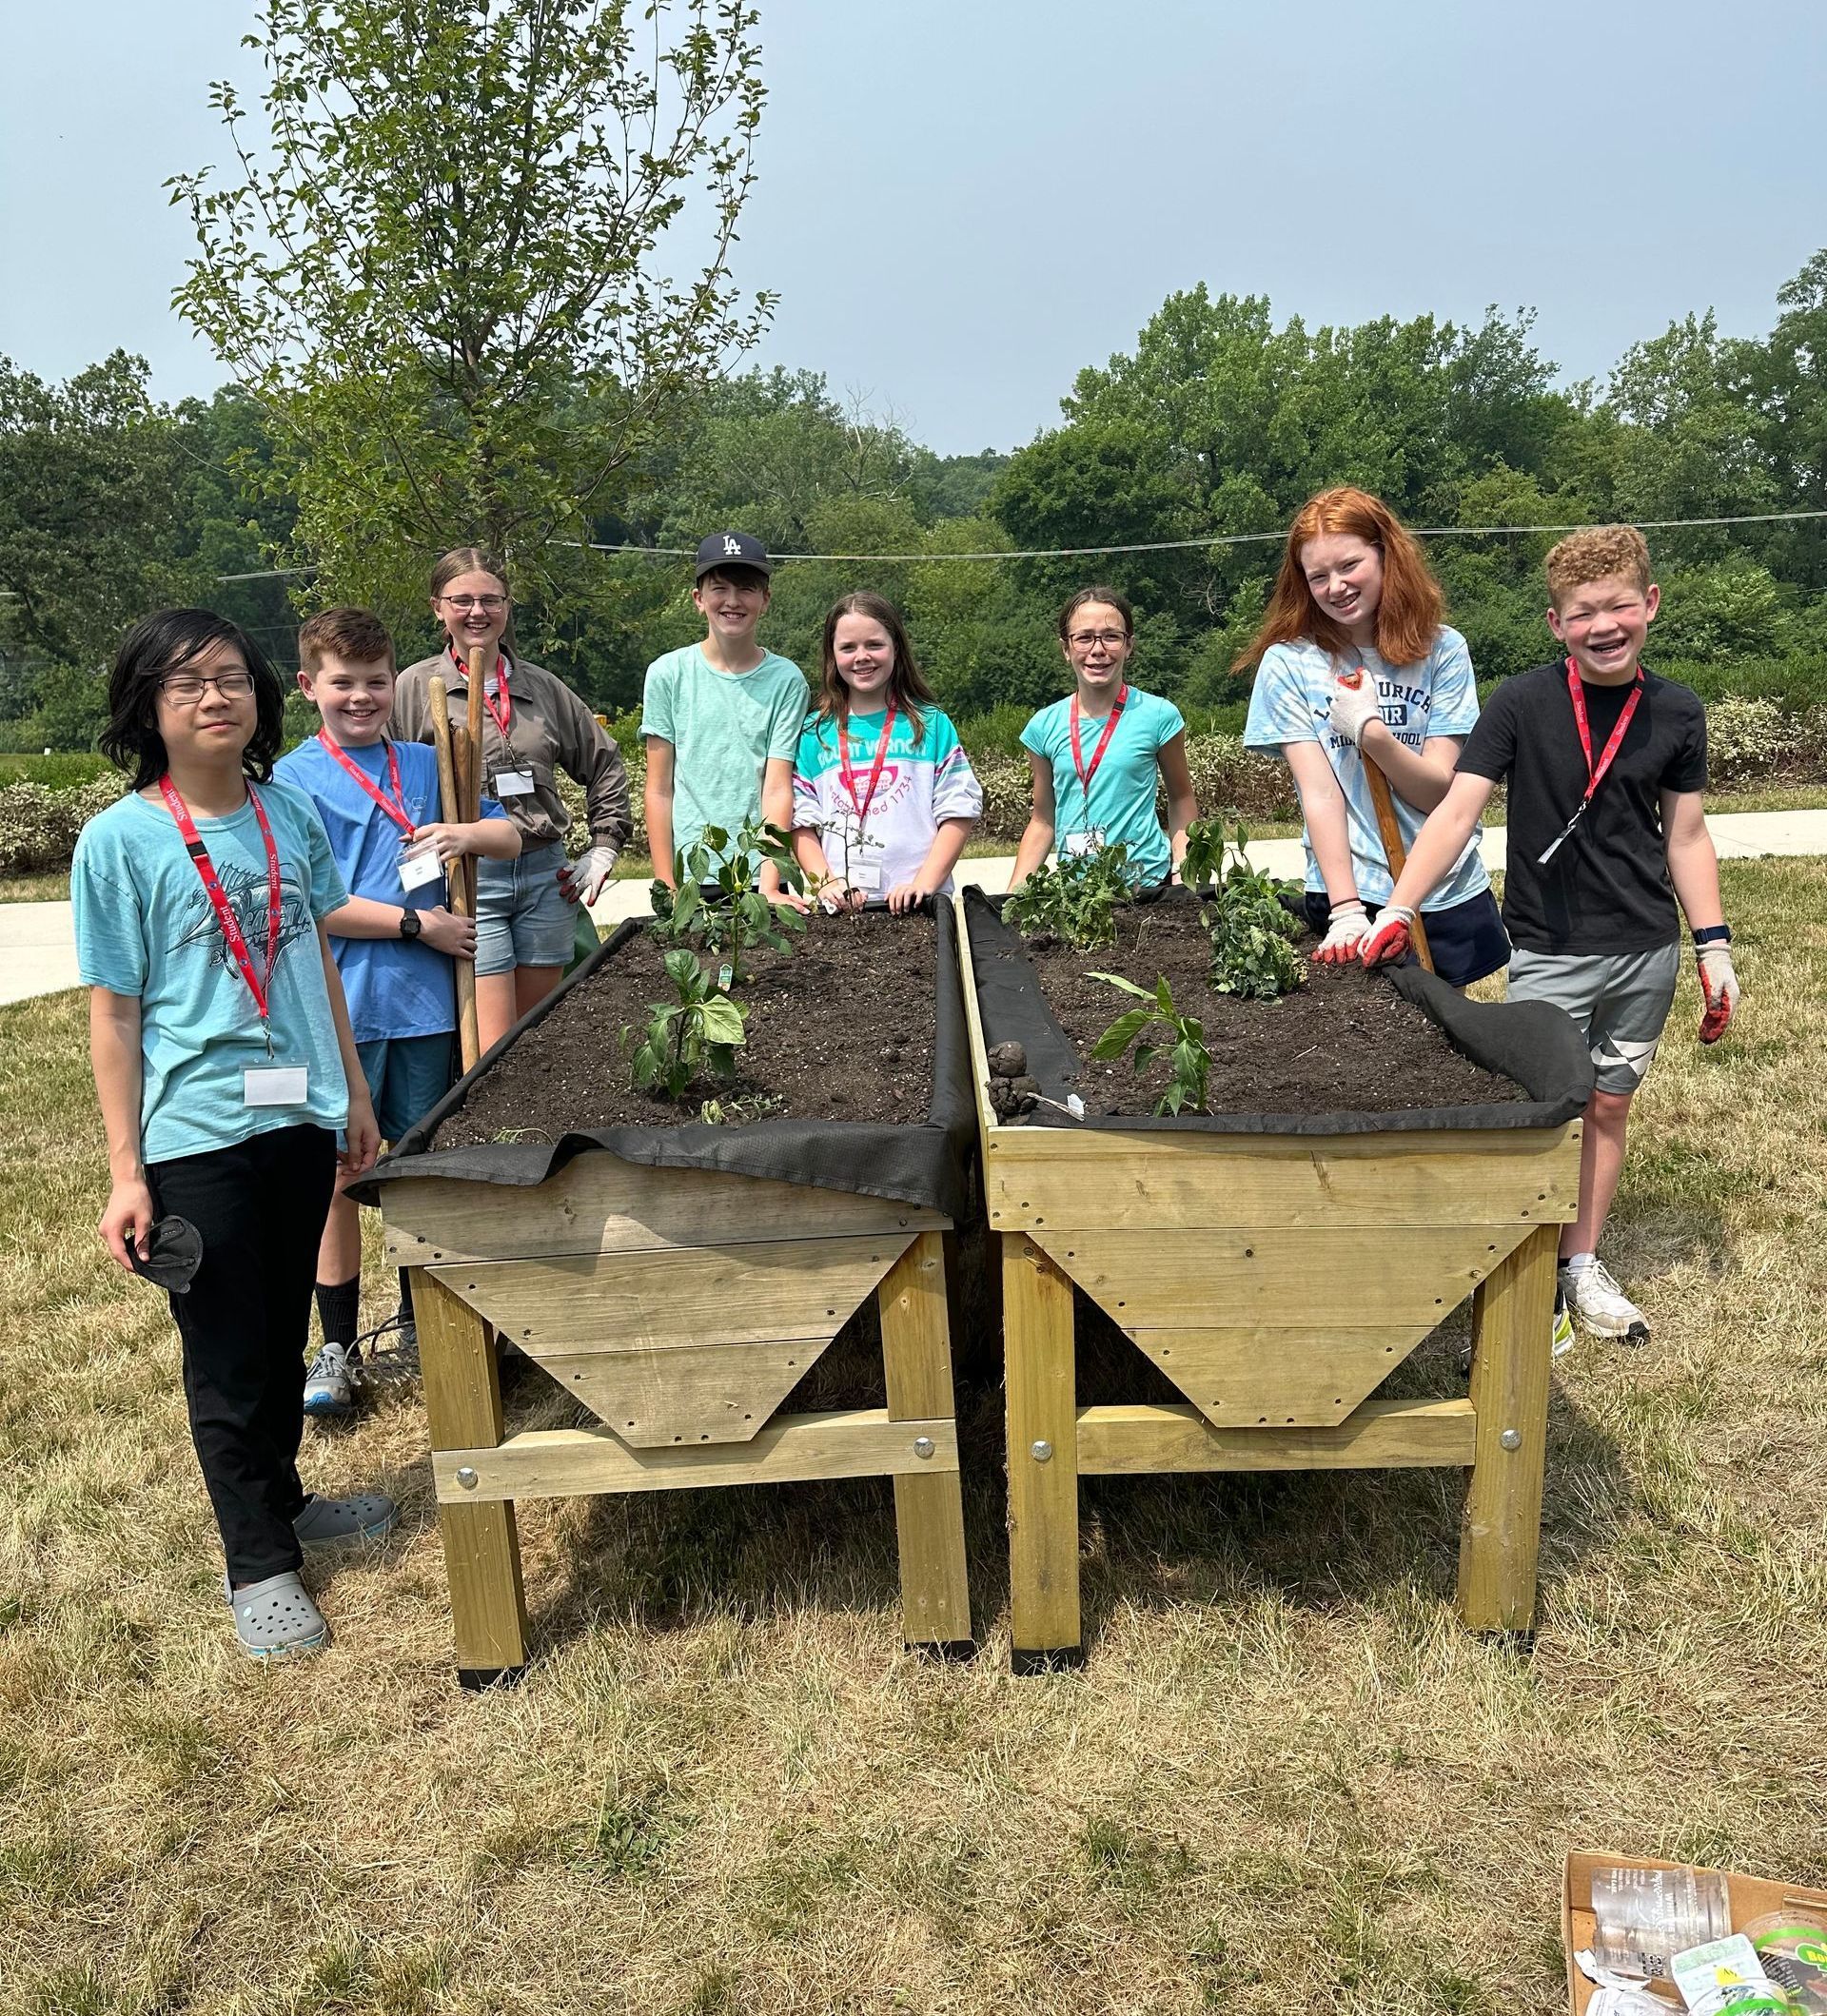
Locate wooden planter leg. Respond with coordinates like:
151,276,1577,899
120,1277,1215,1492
1458,1223,1560,1638
1003,1234,1081,1672
879,1230,972,1655
416,1269,528,1688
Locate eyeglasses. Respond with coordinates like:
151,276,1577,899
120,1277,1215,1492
441,594,508,613
159,670,256,703
1067,631,1129,650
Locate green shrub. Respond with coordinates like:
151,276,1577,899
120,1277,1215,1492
1705,695,1800,782
0,774,128,875
0,754,114,789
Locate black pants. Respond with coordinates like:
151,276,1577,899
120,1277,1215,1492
147,1124,337,1584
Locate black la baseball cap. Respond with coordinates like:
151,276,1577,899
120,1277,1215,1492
694,531,774,581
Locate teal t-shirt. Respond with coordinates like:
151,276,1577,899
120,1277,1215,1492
640,644,809,868
71,779,351,1164
1021,687,1187,885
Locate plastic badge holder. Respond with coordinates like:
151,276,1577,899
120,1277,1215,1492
1592,1862,1736,1983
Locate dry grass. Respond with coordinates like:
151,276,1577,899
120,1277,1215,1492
4,859,1826,2014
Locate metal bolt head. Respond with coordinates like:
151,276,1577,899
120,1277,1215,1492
456,1465,480,1490
1499,1428,1522,1452
1031,1439,1053,1462
912,1436,935,1460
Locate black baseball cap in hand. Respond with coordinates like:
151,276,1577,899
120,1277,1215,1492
695,531,774,580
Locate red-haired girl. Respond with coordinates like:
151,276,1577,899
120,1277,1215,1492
1238,487,1506,986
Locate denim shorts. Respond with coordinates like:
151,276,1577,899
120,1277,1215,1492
354,1031,456,1143
1302,887,1510,989
474,839,578,976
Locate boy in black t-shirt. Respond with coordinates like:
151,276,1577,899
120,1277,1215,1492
1362,527,1740,1346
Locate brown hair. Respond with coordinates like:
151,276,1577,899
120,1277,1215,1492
429,546,517,656
1544,525,1653,607
1236,487,1444,671
298,606,394,673
1057,585,1134,642
817,592,934,746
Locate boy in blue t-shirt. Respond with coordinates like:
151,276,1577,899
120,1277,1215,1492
274,607,519,1415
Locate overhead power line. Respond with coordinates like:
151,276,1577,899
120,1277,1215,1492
213,506,1827,583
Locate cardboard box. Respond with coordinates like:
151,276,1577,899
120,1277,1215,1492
1563,1850,1827,2011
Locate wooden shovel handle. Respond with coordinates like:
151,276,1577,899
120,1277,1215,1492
1362,758,1434,975
464,643,486,823
427,675,481,1069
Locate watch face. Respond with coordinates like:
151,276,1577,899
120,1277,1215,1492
401,911,421,939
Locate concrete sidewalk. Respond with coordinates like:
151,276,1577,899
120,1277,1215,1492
7,806,1826,1008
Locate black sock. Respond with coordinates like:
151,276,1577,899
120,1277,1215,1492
396,1268,415,1323
315,1276,361,1350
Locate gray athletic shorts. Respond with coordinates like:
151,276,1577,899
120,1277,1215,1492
1507,944,1680,1095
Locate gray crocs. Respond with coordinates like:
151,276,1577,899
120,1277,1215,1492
292,1491,398,1548
227,1572,329,1659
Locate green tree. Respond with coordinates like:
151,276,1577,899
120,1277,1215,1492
170,0,772,626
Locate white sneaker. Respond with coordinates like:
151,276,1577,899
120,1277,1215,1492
303,1341,357,1417
1560,1261,1649,1345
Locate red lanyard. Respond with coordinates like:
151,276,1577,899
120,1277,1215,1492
317,731,413,834
1539,661,1644,865
1070,686,1128,799
451,647,513,745
838,704,897,824
159,775,283,1033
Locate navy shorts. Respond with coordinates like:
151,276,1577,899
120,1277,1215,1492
1303,888,1510,989
354,1031,456,1143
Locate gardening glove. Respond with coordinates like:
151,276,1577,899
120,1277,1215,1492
557,845,618,906
1327,668,1385,748
1314,899,1370,964
1359,905,1418,967
1696,941,1739,1044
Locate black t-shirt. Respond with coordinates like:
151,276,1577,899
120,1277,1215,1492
1456,660,1707,953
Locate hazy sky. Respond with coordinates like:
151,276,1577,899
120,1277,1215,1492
5,0,1825,456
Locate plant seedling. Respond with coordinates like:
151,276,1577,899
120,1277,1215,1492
1186,819,1305,1001
626,949,747,1101
1089,972,1212,1116
1006,843,1137,949
650,817,808,983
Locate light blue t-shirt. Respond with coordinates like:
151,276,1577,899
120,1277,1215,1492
793,704,983,894
273,734,507,1044
72,779,350,1164
1243,629,1488,910
1020,687,1186,886
640,644,809,869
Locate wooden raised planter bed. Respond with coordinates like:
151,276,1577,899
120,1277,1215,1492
354,906,978,1686
956,890,1593,1670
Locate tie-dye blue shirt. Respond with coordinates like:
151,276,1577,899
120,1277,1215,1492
793,703,982,894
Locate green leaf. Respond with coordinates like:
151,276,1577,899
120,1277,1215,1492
1090,1008,1155,1058
1089,971,1150,1000
698,997,746,1046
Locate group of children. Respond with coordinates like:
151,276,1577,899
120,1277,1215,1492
71,499,1739,1658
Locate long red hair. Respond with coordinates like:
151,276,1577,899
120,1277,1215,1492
1235,487,1444,671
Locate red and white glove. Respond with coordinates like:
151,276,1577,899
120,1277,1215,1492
557,845,619,905
1696,941,1739,1044
1328,669,1385,748
1314,899,1370,963
1359,905,1417,966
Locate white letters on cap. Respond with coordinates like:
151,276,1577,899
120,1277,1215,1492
723,535,742,555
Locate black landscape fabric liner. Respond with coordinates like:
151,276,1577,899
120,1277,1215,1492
964,887,1594,1135
347,897,978,1222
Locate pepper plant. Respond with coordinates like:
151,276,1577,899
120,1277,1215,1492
1089,972,1212,1116
626,949,747,1101
1005,842,1136,949
651,816,808,983
1186,819,1306,1001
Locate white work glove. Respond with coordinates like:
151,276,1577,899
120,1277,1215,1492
557,845,619,906
1328,670,1385,748
1359,905,1418,967
1696,941,1739,1044
1314,898,1370,964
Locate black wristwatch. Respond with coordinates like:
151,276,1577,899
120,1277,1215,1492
398,909,422,942
1692,923,1732,946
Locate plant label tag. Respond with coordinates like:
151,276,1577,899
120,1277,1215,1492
1064,828,1107,857
244,1065,309,1107
717,963,734,990
493,769,535,798
398,839,444,891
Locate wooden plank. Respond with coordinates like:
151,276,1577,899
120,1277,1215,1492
879,1231,971,1646
539,1341,825,1448
1076,1397,1477,1475
1031,1223,1533,1328
414,1269,527,1676
427,1232,914,1356
1003,1233,1081,1657
1122,1323,1434,1428
987,1122,1581,1171
1458,1223,1559,1632
432,1410,957,1501
384,1157,946,1265
985,1131,1581,1232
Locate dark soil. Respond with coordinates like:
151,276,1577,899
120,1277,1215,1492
1020,889,1524,1117
436,908,936,1146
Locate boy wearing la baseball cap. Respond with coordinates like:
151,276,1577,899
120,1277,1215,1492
641,532,809,891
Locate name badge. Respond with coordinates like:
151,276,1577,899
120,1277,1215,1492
399,838,445,891
847,859,885,891
244,1065,309,1107
1064,827,1108,857
493,769,535,798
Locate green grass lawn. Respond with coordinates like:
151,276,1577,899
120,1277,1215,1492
2,859,1823,2010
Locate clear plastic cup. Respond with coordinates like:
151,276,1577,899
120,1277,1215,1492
1590,1862,1735,1981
